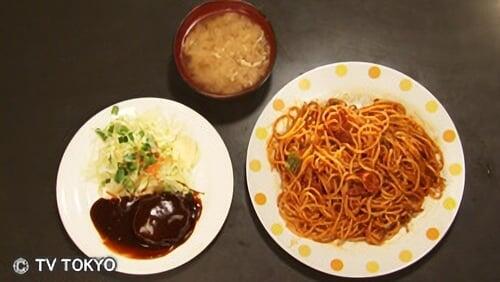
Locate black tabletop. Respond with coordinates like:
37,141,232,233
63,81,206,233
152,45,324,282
2,0,500,281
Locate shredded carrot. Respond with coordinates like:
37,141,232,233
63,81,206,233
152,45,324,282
144,157,164,175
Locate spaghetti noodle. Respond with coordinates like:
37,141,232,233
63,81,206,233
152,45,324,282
267,99,445,245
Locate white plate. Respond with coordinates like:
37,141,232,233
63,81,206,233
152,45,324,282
57,97,233,275
246,62,465,277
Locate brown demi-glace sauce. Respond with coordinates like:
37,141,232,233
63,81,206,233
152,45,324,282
90,192,202,259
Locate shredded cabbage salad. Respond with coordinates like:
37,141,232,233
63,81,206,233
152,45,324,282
90,106,198,197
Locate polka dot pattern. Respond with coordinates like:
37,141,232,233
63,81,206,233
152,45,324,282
298,245,311,257
249,160,261,172
426,228,440,240
399,79,412,91
425,101,438,113
254,193,267,205
443,197,457,210
366,261,380,273
271,223,283,236
399,250,413,262
443,130,456,142
449,163,462,176
273,99,284,111
335,65,348,77
368,66,381,79
330,259,344,271
298,79,311,91
256,127,268,140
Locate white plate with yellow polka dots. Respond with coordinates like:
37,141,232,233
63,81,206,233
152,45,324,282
246,62,465,277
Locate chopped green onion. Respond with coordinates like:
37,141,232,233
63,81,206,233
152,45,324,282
141,143,151,151
286,153,301,174
95,128,107,141
124,153,136,162
117,125,129,135
138,130,145,137
111,105,119,115
126,162,137,171
123,177,134,190
101,178,111,186
114,167,126,183
107,124,115,135
144,155,156,167
118,136,128,143
128,132,134,141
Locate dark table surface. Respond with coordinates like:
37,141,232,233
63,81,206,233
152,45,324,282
2,0,500,281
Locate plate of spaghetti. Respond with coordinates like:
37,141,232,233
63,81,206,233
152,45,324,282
246,62,465,277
